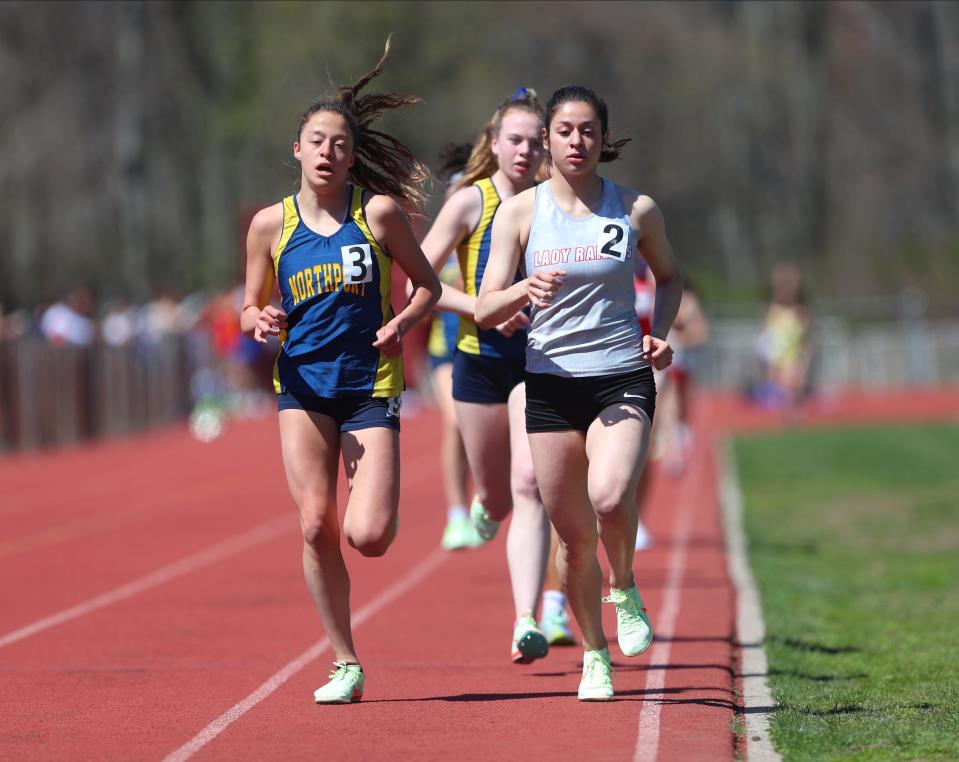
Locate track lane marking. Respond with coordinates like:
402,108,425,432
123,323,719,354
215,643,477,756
0,443,438,645
0,517,292,650
720,440,781,761
162,549,448,762
633,437,702,762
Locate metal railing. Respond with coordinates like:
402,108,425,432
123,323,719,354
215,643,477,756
0,335,197,452
695,317,959,391
1,316,957,454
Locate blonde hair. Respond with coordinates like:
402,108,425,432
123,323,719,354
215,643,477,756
454,87,545,191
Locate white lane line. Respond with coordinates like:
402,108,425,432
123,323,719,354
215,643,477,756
633,441,700,762
0,517,291,650
720,441,781,761
0,436,440,651
162,548,448,762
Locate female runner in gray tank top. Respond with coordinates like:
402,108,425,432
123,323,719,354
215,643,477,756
475,85,683,701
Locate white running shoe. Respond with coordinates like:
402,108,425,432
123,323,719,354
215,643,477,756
314,661,365,704
540,608,577,646
511,613,549,664
469,496,500,542
440,515,482,550
578,647,614,701
603,585,653,656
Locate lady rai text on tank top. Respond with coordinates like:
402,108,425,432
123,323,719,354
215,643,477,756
523,179,647,377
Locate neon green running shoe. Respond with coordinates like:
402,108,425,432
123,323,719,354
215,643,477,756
313,661,365,704
511,613,549,664
578,647,614,701
469,496,500,542
440,515,482,551
603,585,653,657
540,608,577,646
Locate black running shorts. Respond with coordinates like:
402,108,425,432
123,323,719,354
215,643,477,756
525,366,656,433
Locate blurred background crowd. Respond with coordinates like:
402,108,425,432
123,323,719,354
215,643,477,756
1,0,957,452
0,284,278,449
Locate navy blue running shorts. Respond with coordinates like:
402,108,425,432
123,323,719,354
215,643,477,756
277,392,401,432
525,366,656,433
451,351,526,404
428,348,456,373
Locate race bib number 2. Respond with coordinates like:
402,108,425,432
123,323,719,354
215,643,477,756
598,223,629,261
341,243,374,284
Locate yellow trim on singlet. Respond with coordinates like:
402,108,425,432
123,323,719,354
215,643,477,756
455,177,500,355
271,197,299,393
350,186,403,397
273,197,299,276
427,315,447,357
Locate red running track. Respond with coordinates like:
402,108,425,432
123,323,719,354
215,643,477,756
2,386,957,761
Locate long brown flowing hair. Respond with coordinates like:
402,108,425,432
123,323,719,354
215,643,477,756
454,87,545,191
296,37,429,214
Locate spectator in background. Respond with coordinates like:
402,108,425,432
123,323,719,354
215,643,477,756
655,278,710,477
101,300,139,347
137,288,186,346
40,287,95,346
752,261,813,412
0,305,33,341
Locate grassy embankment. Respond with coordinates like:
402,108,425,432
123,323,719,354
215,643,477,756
734,424,959,760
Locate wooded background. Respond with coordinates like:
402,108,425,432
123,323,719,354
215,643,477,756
2,0,957,316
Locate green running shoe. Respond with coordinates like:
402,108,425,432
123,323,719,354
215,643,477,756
440,515,482,550
603,585,653,657
313,661,365,704
540,608,577,646
578,647,614,701
469,496,500,542
511,613,549,664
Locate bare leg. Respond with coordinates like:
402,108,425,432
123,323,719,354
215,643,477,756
341,426,401,558
278,409,356,662
528,430,607,651
432,363,470,511
585,405,653,590
453,400,511,520
505,383,550,618
545,527,562,591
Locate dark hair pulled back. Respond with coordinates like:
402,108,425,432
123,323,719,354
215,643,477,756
545,85,630,162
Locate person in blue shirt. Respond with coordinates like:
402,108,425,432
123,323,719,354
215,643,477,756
240,39,440,705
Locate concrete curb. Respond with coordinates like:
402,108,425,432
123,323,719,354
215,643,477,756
718,440,782,762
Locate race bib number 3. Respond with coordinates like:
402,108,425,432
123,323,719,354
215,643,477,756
598,223,628,261
341,243,374,284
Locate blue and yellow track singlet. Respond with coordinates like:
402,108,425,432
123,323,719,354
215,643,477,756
428,311,459,359
272,186,402,398
455,177,526,359
428,258,461,359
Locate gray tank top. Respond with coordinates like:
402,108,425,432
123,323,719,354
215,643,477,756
523,179,647,377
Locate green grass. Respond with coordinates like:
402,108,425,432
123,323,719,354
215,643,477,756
734,424,959,761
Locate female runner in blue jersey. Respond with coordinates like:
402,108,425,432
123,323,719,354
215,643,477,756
240,40,440,705
476,86,683,701
419,89,555,666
